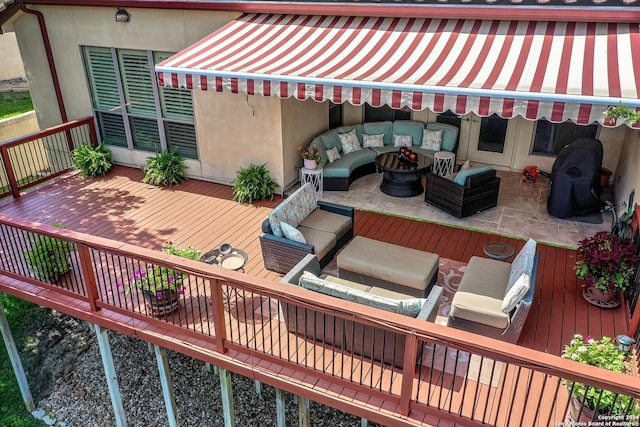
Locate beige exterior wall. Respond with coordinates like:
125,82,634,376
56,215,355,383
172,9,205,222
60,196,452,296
0,32,26,81
0,111,46,187
613,128,640,211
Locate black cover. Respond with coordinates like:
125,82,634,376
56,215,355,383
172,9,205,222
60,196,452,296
547,137,604,218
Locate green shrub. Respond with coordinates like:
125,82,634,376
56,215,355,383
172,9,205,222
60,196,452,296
23,222,75,282
231,163,279,204
141,150,186,186
71,143,113,177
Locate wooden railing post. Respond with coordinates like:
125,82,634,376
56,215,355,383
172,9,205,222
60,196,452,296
399,334,419,416
209,278,228,353
88,117,99,146
77,244,100,312
1,145,20,199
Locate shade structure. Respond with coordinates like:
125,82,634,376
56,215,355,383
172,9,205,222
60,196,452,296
156,14,640,126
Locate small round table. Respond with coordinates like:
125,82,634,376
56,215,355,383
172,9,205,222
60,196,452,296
483,242,515,260
300,167,323,200
433,151,456,177
374,152,432,197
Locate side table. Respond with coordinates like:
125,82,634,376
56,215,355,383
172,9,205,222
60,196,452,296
433,151,456,177
301,167,323,200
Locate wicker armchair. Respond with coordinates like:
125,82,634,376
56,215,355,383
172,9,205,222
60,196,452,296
425,169,500,218
260,200,354,274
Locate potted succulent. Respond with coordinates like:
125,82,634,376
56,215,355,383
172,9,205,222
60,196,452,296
122,242,200,316
562,334,638,422
23,222,75,282
575,231,638,308
298,145,321,170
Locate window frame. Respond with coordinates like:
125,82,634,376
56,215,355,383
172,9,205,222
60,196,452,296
530,119,600,157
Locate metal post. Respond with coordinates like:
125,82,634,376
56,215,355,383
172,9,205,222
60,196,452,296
298,396,310,427
276,388,286,427
154,345,178,427
219,368,235,427
93,325,126,427
255,380,262,395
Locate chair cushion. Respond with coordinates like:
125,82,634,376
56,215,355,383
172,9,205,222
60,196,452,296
297,226,336,260
299,271,425,317
268,183,317,237
502,239,537,313
299,209,353,238
450,256,511,329
392,121,424,147
280,221,306,243
454,165,493,185
323,149,377,178
363,121,393,146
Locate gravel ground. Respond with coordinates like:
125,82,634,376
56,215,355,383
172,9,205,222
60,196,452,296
32,316,383,427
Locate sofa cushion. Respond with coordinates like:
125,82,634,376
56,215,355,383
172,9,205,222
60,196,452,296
368,286,414,300
323,148,377,178
339,129,362,154
300,209,353,238
280,221,306,243
323,275,372,292
393,134,413,147
370,145,399,155
362,133,384,148
392,121,424,147
454,165,493,185
426,122,459,152
422,129,442,151
297,226,336,260
450,256,511,329
363,121,393,146
268,183,317,237
320,130,342,152
502,239,537,313
299,271,425,317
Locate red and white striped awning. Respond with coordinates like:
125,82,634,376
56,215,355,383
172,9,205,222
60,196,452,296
156,14,640,126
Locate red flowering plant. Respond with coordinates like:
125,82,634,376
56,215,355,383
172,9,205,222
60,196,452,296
575,231,639,293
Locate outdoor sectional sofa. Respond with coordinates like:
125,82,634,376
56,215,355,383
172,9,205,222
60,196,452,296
306,121,459,191
260,183,354,274
280,254,443,368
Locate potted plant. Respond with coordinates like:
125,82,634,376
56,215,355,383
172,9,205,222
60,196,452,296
71,143,113,177
231,163,279,204
141,149,186,186
562,334,638,422
575,231,638,308
298,145,321,170
123,242,200,316
23,222,75,282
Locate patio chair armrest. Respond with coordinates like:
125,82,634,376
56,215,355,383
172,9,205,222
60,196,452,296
280,254,322,286
260,232,314,252
416,285,443,322
318,201,355,219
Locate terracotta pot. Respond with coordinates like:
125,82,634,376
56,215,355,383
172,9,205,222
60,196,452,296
566,396,598,423
142,289,180,316
582,283,620,309
303,159,317,170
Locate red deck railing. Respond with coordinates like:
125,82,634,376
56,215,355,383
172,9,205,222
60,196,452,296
0,116,96,198
1,214,638,426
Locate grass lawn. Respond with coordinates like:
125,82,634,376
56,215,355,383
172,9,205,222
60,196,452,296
0,92,34,120
0,294,44,427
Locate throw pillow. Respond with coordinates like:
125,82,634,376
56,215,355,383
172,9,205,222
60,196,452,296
338,129,361,154
421,129,443,151
326,146,341,163
280,221,306,244
501,273,530,313
362,133,384,148
393,134,412,147
460,160,471,170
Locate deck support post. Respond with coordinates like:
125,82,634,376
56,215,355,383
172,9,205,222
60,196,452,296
154,345,178,427
0,299,35,413
276,388,286,427
93,325,126,427
219,368,235,427
255,380,262,395
298,396,310,427
361,418,369,427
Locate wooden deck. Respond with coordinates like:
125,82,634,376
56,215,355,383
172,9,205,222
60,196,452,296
0,166,632,425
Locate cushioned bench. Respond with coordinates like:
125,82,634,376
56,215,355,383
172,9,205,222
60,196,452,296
337,236,439,298
448,239,540,343
280,254,444,368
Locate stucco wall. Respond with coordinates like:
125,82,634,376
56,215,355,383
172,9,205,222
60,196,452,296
0,32,25,81
613,128,640,210
281,98,327,189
